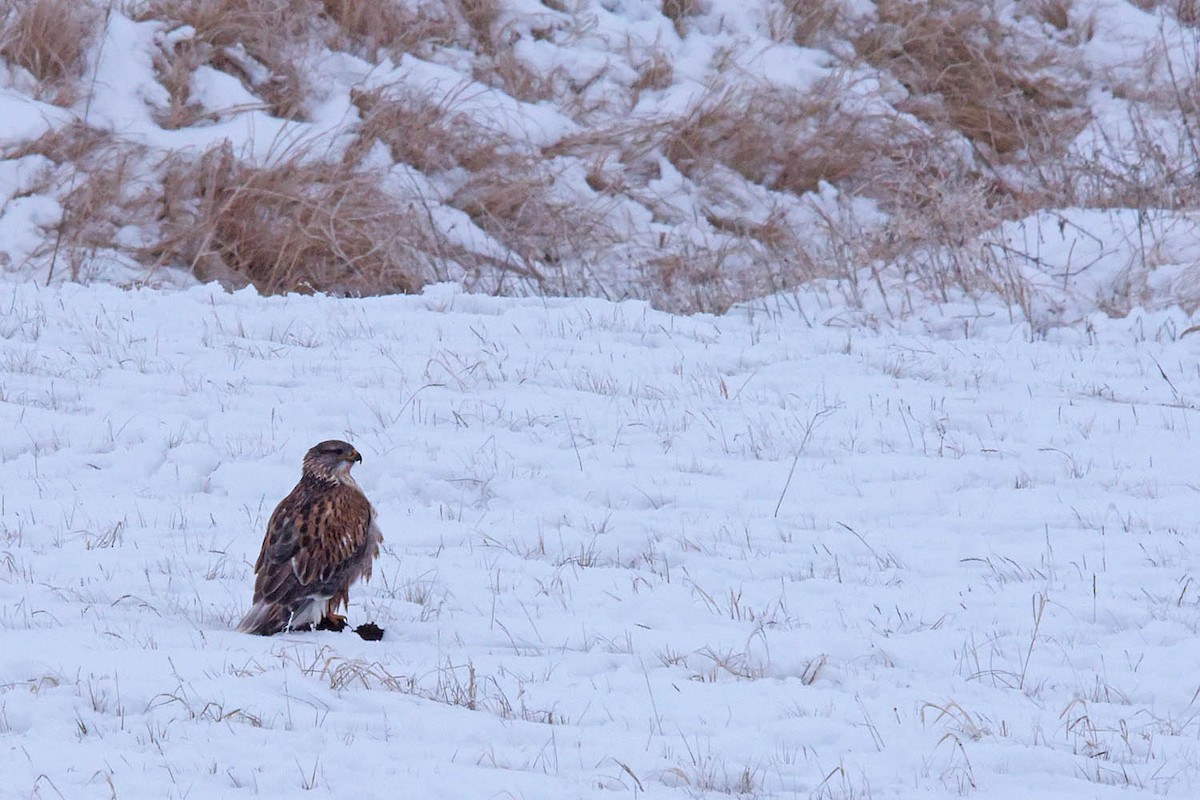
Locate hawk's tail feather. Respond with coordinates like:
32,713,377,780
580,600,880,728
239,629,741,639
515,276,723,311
236,597,326,635
236,600,291,635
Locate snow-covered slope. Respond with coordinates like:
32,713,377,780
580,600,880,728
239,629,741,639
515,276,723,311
3,280,1200,798
2,0,1200,315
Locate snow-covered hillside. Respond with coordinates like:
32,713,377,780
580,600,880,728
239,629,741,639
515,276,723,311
3,280,1200,798
2,0,1200,315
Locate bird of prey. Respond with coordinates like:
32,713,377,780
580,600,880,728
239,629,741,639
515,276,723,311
237,440,382,635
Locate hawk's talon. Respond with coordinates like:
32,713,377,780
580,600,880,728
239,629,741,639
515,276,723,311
315,613,348,632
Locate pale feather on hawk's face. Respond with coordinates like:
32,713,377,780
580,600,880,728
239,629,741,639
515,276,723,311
236,440,383,636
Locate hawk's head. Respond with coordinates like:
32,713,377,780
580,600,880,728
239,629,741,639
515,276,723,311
302,440,363,484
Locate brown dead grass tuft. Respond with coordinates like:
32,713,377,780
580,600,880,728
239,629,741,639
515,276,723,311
774,0,847,47
1065,108,1200,211
474,50,562,104
138,0,314,120
453,164,571,273
661,0,703,38
349,83,506,173
152,143,433,295
5,119,110,165
631,45,674,100
151,38,217,129
1030,0,1071,31
450,163,615,287
1130,0,1200,26
856,0,1088,160
0,0,98,104
655,77,937,202
321,0,457,61
1179,0,1200,25
6,123,153,281
455,0,504,54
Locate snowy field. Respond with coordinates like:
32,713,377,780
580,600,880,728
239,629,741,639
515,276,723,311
3,279,1200,798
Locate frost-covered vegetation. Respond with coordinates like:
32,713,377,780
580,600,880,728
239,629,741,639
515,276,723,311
2,0,1200,318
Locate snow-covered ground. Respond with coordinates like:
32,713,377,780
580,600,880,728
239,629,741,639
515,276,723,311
3,279,1200,798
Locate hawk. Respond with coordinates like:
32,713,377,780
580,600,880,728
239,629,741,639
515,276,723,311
236,440,382,636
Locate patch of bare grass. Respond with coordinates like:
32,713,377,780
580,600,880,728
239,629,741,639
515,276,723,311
460,164,620,296
661,0,703,38
137,0,314,120
0,0,98,104
320,0,457,61
151,142,435,295
5,120,109,166
350,81,617,289
652,76,942,203
1030,0,1072,32
1130,0,1200,27
855,0,1088,161
631,44,674,101
455,0,503,55
450,162,610,288
771,0,848,47
474,49,561,104
348,83,505,173
150,38,217,129
6,122,152,282
1065,109,1200,211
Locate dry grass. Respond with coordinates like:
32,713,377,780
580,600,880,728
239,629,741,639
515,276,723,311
1130,0,1200,26
321,0,457,61
137,0,314,120
349,82,617,290
771,0,848,47
855,0,1088,160
1064,108,1200,211
151,143,433,295
474,49,561,104
546,73,976,309
151,38,217,129
1,0,1189,316
451,163,612,288
5,119,109,166
456,0,503,55
5,123,154,282
454,0,572,105
594,74,949,212
0,0,98,104
631,44,674,101
348,83,505,173
1030,0,1072,32
661,0,703,38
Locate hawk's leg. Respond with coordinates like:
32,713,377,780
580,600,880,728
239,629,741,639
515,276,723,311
315,613,348,632
317,594,350,632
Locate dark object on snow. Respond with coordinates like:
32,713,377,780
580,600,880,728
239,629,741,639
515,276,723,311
354,623,385,641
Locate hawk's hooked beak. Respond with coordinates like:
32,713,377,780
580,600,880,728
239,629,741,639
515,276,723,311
350,450,363,464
